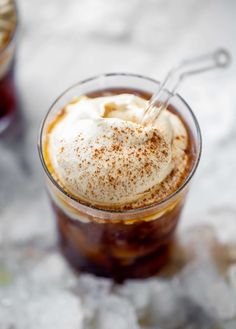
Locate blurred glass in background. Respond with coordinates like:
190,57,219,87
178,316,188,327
0,0,18,134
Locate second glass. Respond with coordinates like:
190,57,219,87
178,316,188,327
0,0,18,133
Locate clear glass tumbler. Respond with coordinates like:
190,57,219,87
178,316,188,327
38,73,201,281
0,0,18,133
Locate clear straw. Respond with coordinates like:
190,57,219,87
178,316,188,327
142,48,231,126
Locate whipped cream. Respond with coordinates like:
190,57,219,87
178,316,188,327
46,94,189,209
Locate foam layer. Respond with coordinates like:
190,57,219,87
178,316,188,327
45,94,189,209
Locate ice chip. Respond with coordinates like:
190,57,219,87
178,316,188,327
19,290,83,329
30,253,75,286
76,274,112,298
74,274,113,326
115,279,155,320
178,259,236,321
95,295,139,329
145,279,187,329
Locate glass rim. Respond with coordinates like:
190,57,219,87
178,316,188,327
0,0,18,56
38,72,202,214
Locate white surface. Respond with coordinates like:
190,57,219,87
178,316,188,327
0,0,236,328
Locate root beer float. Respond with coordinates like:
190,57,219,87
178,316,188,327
39,74,201,281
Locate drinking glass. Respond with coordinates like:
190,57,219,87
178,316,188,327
38,73,201,281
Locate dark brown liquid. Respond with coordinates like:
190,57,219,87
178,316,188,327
53,198,185,282
49,88,197,281
0,64,17,125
